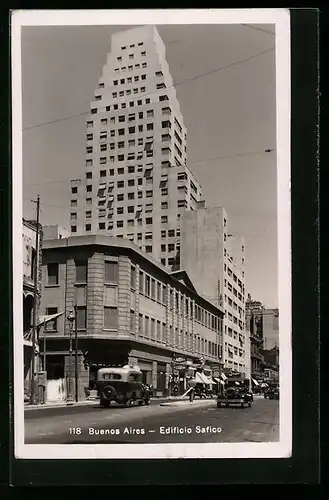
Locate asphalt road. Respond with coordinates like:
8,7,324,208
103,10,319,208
25,397,279,444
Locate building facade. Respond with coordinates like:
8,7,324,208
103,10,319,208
70,25,203,270
245,296,265,381
180,205,249,379
39,235,224,397
262,346,279,382
262,308,279,350
23,219,43,387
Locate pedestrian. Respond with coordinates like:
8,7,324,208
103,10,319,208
189,386,195,402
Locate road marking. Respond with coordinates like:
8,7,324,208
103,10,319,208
39,432,55,436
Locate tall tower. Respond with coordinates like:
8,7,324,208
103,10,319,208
180,205,247,375
69,25,203,269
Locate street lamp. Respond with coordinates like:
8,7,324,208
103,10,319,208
66,308,75,405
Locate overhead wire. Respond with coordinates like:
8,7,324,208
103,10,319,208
24,147,274,188
22,46,275,132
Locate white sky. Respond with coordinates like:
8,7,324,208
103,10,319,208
21,23,278,308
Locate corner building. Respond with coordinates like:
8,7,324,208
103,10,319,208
70,25,203,270
39,235,224,397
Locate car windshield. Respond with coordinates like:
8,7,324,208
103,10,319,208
102,373,122,380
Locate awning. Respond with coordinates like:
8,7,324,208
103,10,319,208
195,372,214,385
252,378,259,386
37,311,64,327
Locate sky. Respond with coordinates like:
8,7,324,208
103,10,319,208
21,23,278,308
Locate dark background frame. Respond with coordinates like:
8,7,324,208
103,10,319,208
0,7,320,487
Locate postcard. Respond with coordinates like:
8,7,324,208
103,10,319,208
12,8,291,460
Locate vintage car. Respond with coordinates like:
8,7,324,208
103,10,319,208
217,387,253,408
96,365,151,408
264,386,279,400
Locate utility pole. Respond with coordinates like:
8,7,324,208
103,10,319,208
30,195,40,405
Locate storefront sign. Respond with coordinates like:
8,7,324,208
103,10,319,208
172,355,186,364
173,364,186,371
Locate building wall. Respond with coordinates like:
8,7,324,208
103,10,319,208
23,219,43,387
39,238,224,395
180,206,247,375
263,308,279,350
70,25,203,271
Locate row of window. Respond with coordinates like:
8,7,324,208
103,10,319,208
90,97,151,115
85,162,152,172
111,85,147,99
225,342,245,358
225,310,244,330
138,269,220,331
44,304,219,358
120,42,144,50
116,49,147,62
112,71,163,89
113,73,147,87
136,313,219,356
225,325,245,341
224,295,244,315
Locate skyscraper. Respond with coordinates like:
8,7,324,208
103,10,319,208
180,205,248,377
70,25,203,269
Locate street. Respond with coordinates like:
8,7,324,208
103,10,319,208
24,397,279,444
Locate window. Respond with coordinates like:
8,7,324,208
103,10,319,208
128,192,135,200
159,95,168,102
127,219,134,228
105,261,118,283
113,80,118,86
118,154,124,162
70,212,77,220
129,54,134,59
117,220,124,228
76,306,87,330
117,180,124,188
91,108,97,115
45,307,58,331
168,244,175,252
168,229,175,237
76,261,87,283
104,307,118,329
86,146,93,154
146,217,153,225
117,56,122,61
100,170,106,177
47,263,59,286
86,159,92,167
145,98,150,104
142,62,147,68
87,120,93,128
161,244,166,252
147,123,154,131
146,190,153,198
129,126,135,134
99,222,105,230
86,185,92,193
161,188,168,196
131,266,136,289
145,275,150,296
141,51,146,56
161,216,168,224
85,210,92,219
145,246,152,253
161,202,168,210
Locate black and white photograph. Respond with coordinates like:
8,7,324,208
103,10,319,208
12,9,291,459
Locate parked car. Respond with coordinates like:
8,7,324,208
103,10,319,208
217,387,252,408
264,386,279,400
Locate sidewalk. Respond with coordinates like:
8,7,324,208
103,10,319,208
24,395,203,411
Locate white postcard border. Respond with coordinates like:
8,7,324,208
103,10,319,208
12,8,291,460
